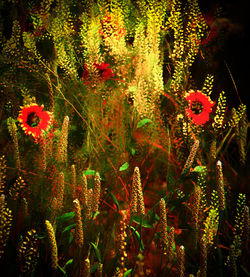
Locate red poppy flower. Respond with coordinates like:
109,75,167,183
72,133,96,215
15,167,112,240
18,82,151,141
185,90,214,125
18,104,52,138
82,62,114,84
94,62,114,81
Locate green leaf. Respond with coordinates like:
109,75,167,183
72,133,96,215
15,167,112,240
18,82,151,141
123,269,132,277
57,265,67,276
62,224,76,233
63,259,73,269
119,162,129,171
90,263,99,273
129,226,144,251
106,189,120,211
83,169,96,176
131,147,135,155
132,214,154,228
93,210,100,219
68,231,73,245
172,242,176,251
90,242,102,263
137,118,153,128
170,206,176,211
192,166,206,173
57,212,75,222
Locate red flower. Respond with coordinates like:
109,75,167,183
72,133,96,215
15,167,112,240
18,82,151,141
82,62,114,84
94,62,114,81
185,90,214,125
18,104,52,138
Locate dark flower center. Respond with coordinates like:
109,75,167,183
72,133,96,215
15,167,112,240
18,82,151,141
27,112,40,127
191,101,203,114
98,68,106,76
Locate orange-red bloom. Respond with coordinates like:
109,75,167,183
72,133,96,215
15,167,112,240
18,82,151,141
185,90,214,125
18,104,51,138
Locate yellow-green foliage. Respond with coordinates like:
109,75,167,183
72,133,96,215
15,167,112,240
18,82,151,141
49,1,77,77
0,195,13,259
192,185,201,230
146,0,167,48
130,167,145,216
182,139,199,174
132,19,164,118
216,161,226,211
40,0,54,15
92,172,102,214
23,32,41,59
103,4,127,58
196,166,208,212
73,199,84,247
29,13,43,31
55,172,65,210
1,20,21,55
167,0,208,92
186,0,207,39
20,87,36,106
169,60,185,92
209,138,217,161
9,176,27,200
213,91,227,131
79,12,89,52
236,112,248,164
202,74,214,96
210,189,219,211
17,229,39,273
159,198,168,253
130,0,166,109
228,104,247,129
83,16,102,66
225,194,247,272
0,156,6,195
29,0,53,34
225,235,241,276
201,189,220,246
7,117,21,171
136,0,170,23
45,220,58,269
0,19,41,76
233,193,246,237
202,207,219,246
129,0,167,118
184,0,207,67
167,0,184,62
56,116,69,164
97,0,110,16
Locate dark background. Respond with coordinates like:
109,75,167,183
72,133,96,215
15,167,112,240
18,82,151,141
199,0,250,113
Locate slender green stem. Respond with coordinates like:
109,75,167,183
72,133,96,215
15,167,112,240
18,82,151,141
216,128,232,156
